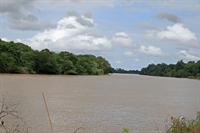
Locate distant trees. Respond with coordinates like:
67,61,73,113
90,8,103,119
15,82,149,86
0,39,111,75
140,60,200,79
2,39,200,78
111,68,140,74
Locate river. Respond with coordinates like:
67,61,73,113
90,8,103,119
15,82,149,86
0,74,200,133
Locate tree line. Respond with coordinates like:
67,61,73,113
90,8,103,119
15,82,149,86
111,68,140,74
1,39,200,78
0,39,111,75
140,60,200,79
111,61,200,79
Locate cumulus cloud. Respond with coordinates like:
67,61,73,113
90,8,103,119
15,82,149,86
158,24,197,42
0,0,106,31
179,50,200,61
9,14,54,31
41,0,115,6
147,23,197,43
112,32,133,47
0,37,27,44
139,45,163,55
0,0,54,31
0,0,32,14
157,12,181,23
29,13,111,51
1,37,10,42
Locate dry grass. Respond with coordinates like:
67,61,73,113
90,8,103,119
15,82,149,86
166,112,200,133
0,98,28,133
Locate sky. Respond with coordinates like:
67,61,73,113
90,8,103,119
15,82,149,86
0,0,200,70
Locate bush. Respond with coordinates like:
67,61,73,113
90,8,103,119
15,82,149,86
167,112,200,133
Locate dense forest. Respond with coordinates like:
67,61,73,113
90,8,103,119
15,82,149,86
111,68,140,74
140,60,200,79
1,39,200,78
112,61,200,79
0,39,111,75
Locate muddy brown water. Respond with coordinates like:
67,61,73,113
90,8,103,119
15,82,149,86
0,74,200,133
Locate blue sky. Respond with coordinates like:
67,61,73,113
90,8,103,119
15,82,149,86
0,0,200,70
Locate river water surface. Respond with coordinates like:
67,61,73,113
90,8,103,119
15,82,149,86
0,74,200,133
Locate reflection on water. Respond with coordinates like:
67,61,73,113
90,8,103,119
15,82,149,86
0,74,200,133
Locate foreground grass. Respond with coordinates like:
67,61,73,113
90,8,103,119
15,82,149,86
166,112,200,133
123,112,200,133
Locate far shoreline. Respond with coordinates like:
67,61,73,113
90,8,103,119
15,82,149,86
0,73,199,81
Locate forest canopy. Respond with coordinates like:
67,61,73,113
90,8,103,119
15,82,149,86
1,39,200,78
140,60,200,79
0,39,111,75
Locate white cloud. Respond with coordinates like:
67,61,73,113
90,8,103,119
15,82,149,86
29,14,111,51
159,23,197,42
124,51,133,57
147,23,197,43
0,0,112,31
115,60,122,64
35,0,115,6
1,37,10,42
57,34,112,51
179,50,200,61
0,37,26,44
139,45,163,55
0,0,53,31
112,32,133,47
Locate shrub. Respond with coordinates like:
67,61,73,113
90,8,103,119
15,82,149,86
167,112,200,133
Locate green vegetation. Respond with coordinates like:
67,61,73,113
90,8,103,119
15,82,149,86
122,113,200,133
1,39,200,78
140,60,200,79
167,112,200,133
112,61,200,79
111,68,140,74
123,128,129,133
0,39,111,75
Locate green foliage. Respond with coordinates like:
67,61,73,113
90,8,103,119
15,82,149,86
75,55,111,75
33,49,59,74
111,68,140,74
122,113,200,133
0,39,111,75
167,112,200,133
140,60,200,79
0,52,17,73
123,128,129,133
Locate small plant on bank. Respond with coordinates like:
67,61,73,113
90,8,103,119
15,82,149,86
0,98,28,133
167,112,200,133
123,128,129,133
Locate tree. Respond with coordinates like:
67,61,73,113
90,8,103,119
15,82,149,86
96,56,111,74
0,52,17,73
56,52,77,74
33,49,59,74
140,60,200,79
61,60,76,74
0,39,113,75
